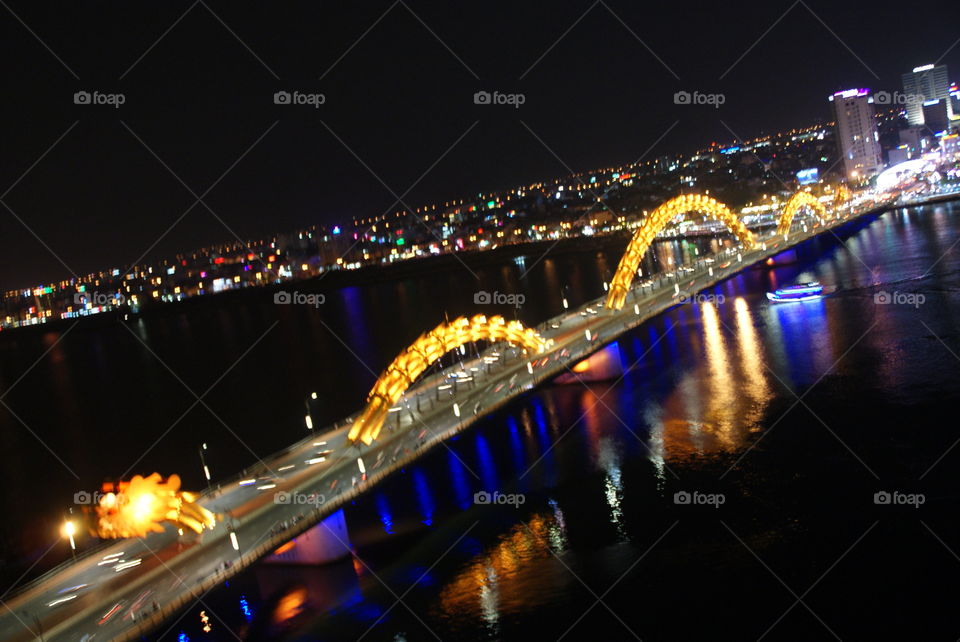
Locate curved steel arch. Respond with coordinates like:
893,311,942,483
777,191,827,237
605,194,756,310
348,314,554,445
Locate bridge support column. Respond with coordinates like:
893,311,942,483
264,509,352,565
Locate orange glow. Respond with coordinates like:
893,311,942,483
94,473,216,539
272,586,308,625
273,540,296,555
571,359,591,373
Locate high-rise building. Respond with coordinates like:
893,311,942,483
829,88,883,180
902,63,952,126
921,99,951,133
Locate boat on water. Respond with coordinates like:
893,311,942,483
766,282,823,302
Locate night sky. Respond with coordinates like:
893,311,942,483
1,0,957,290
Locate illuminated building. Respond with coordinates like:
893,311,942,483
829,88,883,180
921,99,951,134
901,63,952,126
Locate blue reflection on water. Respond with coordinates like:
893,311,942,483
447,449,472,510
413,469,434,526
375,493,395,534
533,402,549,445
771,295,828,386
476,434,498,491
507,417,526,484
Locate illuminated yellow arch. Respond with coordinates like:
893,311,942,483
777,191,827,237
605,194,756,310
348,314,553,445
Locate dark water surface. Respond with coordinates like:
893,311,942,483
4,202,960,640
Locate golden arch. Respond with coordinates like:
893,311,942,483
348,314,553,445
777,191,827,237
605,194,756,310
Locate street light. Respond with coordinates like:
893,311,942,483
305,392,317,431
199,443,211,488
62,519,76,559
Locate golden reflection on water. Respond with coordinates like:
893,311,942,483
658,297,772,459
735,297,772,427
437,512,571,634
271,586,308,625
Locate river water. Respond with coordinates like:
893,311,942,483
3,201,960,640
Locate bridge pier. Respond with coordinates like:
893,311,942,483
263,509,352,565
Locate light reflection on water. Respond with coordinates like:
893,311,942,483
436,513,572,633
6,202,960,639
275,202,960,641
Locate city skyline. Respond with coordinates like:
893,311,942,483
2,0,960,290
4,4,960,640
